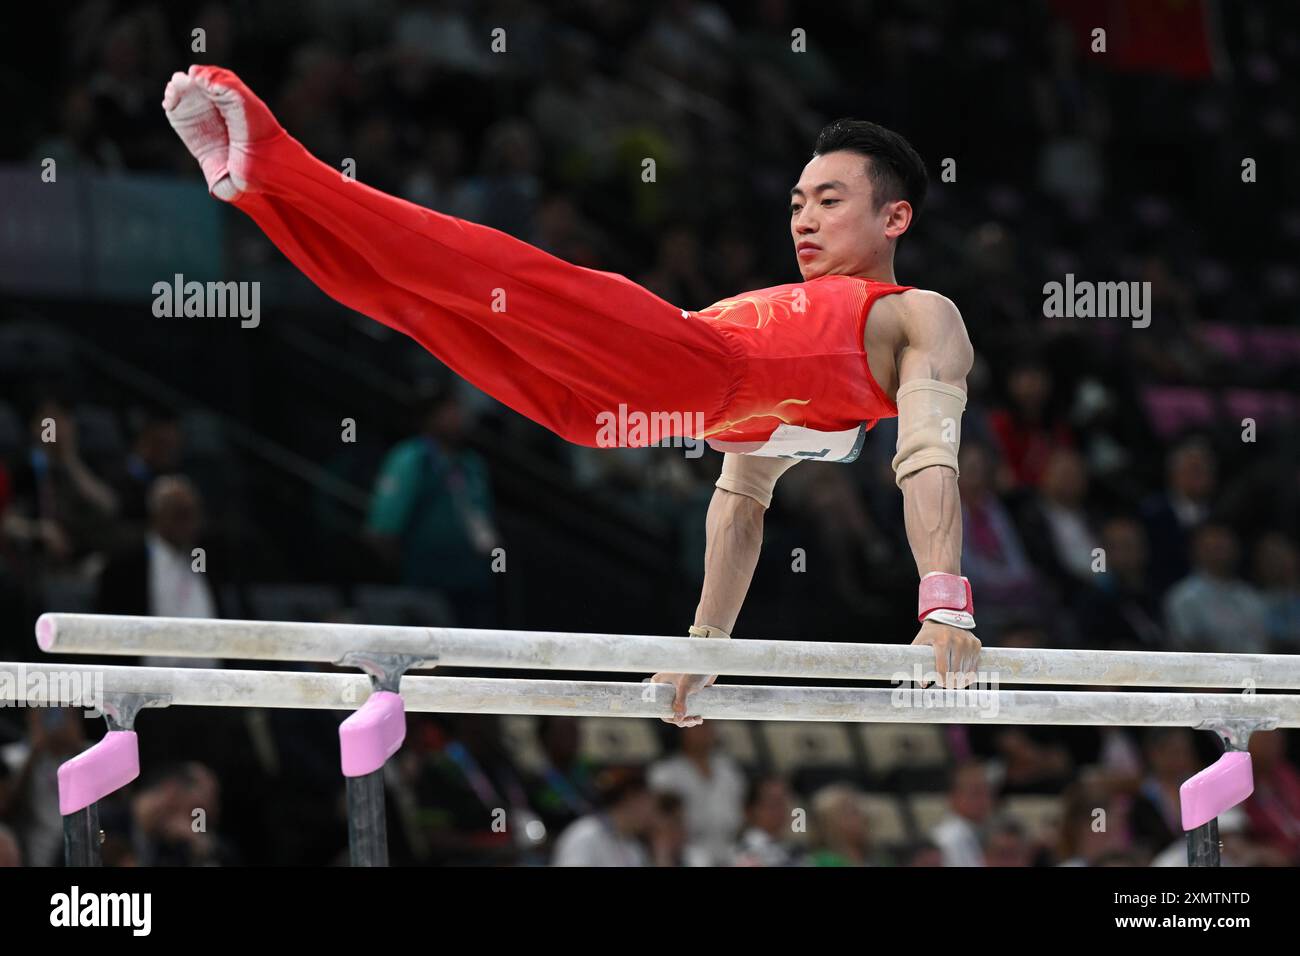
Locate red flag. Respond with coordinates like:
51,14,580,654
1051,0,1223,80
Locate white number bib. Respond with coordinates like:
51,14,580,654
706,422,866,463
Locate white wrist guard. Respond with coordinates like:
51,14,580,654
688,625,731,639
923,608,977,630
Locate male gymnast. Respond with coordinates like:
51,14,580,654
162,65,982,727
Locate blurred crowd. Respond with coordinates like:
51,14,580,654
5,706,1300,867
1,0,1299,865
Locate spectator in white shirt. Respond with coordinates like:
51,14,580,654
551,767,654,867
1165,523,1270,653
648,722,746,866
96,475,221,668
1019,448,1098,584
734,775,803,866
931,761,996,867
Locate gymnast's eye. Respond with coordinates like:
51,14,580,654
822,199,840,207
789,203,801,215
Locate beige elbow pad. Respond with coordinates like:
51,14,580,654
715,454,800,509
891,379,966,488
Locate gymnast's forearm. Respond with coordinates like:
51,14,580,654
693,488,766,635
900,464,962,576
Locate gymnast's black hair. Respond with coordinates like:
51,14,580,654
812,118,929,221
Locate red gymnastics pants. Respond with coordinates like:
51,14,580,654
231,135,745,447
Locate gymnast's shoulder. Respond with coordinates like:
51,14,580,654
887,288,973,366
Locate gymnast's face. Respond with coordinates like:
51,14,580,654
790,151,910,281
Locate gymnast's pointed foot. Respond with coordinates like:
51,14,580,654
162,64,285,202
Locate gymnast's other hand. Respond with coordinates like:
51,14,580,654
162,64,286,201
646,671,717,728
911,619,982,689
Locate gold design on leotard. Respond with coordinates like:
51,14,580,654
697,289,799,330
695,286,816,437
702,397,811,438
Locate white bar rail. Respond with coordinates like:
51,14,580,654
35,613,1300,689
5,661,1300,726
